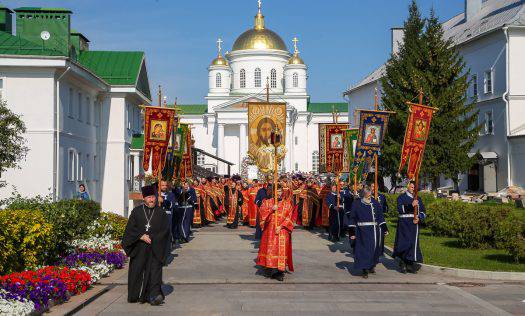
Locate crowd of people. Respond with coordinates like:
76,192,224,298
121,173,426,305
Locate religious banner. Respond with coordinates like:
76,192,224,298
319,123,350,173
142,106,177,177
352,110,392,169
177,123,193,179
345,128,359,170
247,102,287,173
399,102,437,180
161,116,181,181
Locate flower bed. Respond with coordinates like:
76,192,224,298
0,235,127,315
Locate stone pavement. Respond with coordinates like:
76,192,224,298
77,223,525,315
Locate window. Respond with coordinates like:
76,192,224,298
484,111,494,135
240,69,246,88
77,92,82,121
216,73,222,88
484,70,493,94
270,69,277,88
293,72,299,88
254,68,261,88
312,150,319,173
126,103,132,130
94,101,101,126
78,152,83,181
86,97,91,124
68,88,74,117
93,155,99,181
197,152,205,166
0,78,4,100
68,149,76,181
85,154,90,180
295,163,299,172
472,74,478,97
295,136,298,145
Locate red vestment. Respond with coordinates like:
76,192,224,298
256,198,294,272
241,189,250,223
247,186,258,227
318,184,331,227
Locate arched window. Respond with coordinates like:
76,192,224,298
270,69,277,88
240,69,246,88
293,72,299,88
254,68,261,88
312,150,319,173
215,73,222,88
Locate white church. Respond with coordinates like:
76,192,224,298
171,2,348,175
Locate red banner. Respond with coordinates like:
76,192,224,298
319,123,349,173
142,106,177,177
399,102,437,180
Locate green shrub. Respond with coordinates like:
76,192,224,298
425,200,465,237
40,200,101,256
89,212,128,240
0,209,54,274
494,213,525,263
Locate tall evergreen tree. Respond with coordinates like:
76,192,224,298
380,0,426,189
420,9,479,190
380,1,479,190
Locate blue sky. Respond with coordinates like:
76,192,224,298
1,0,464,104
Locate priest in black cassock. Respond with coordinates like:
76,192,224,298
122,185,170,305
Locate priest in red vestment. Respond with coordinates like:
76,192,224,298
256,184,294,281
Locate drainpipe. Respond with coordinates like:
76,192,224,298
54,66,71,201
502,26,512,188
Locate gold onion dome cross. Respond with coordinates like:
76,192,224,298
211,37,228,66
288,36,305,65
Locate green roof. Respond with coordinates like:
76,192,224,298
307,102,348,113
174,104,207,115
78,51,144,86
131,134,144,150
14,7,72,13
0,31,63,56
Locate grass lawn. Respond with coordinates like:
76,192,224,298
384,218,525,272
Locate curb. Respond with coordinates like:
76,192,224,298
383,246,525,281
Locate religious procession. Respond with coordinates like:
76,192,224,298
1,0,524,315
121,74,436,304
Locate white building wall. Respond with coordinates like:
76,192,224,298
0,68,56,199
345,81,383,126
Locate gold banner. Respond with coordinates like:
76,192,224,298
247,102,287,173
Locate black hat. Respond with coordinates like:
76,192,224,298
141,185,156,198
232,175,242,182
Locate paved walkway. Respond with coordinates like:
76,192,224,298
77,223,525,315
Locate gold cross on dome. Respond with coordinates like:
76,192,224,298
217,38,223,54
292,37,299,54
258,0,262,11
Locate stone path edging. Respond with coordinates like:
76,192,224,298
383,246,525,281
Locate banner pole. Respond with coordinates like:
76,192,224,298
374,154,379,199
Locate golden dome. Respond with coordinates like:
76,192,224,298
288,54,304,65
288,37,304,64
231,1,288,52
211,38,229,66
211,55,228,66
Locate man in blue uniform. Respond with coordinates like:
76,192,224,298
174,180,197,244
326,182,345,242
347,185,388,278
393,181,426,274
371,182,388,256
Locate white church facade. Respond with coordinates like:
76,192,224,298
175,2,348,175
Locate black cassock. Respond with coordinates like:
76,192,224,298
122,204,170,303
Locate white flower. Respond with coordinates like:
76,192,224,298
0,289,35,316
77,262,113,283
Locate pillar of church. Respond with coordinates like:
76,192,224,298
217,123,225,174
285,123,292,172
239,123,247,164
